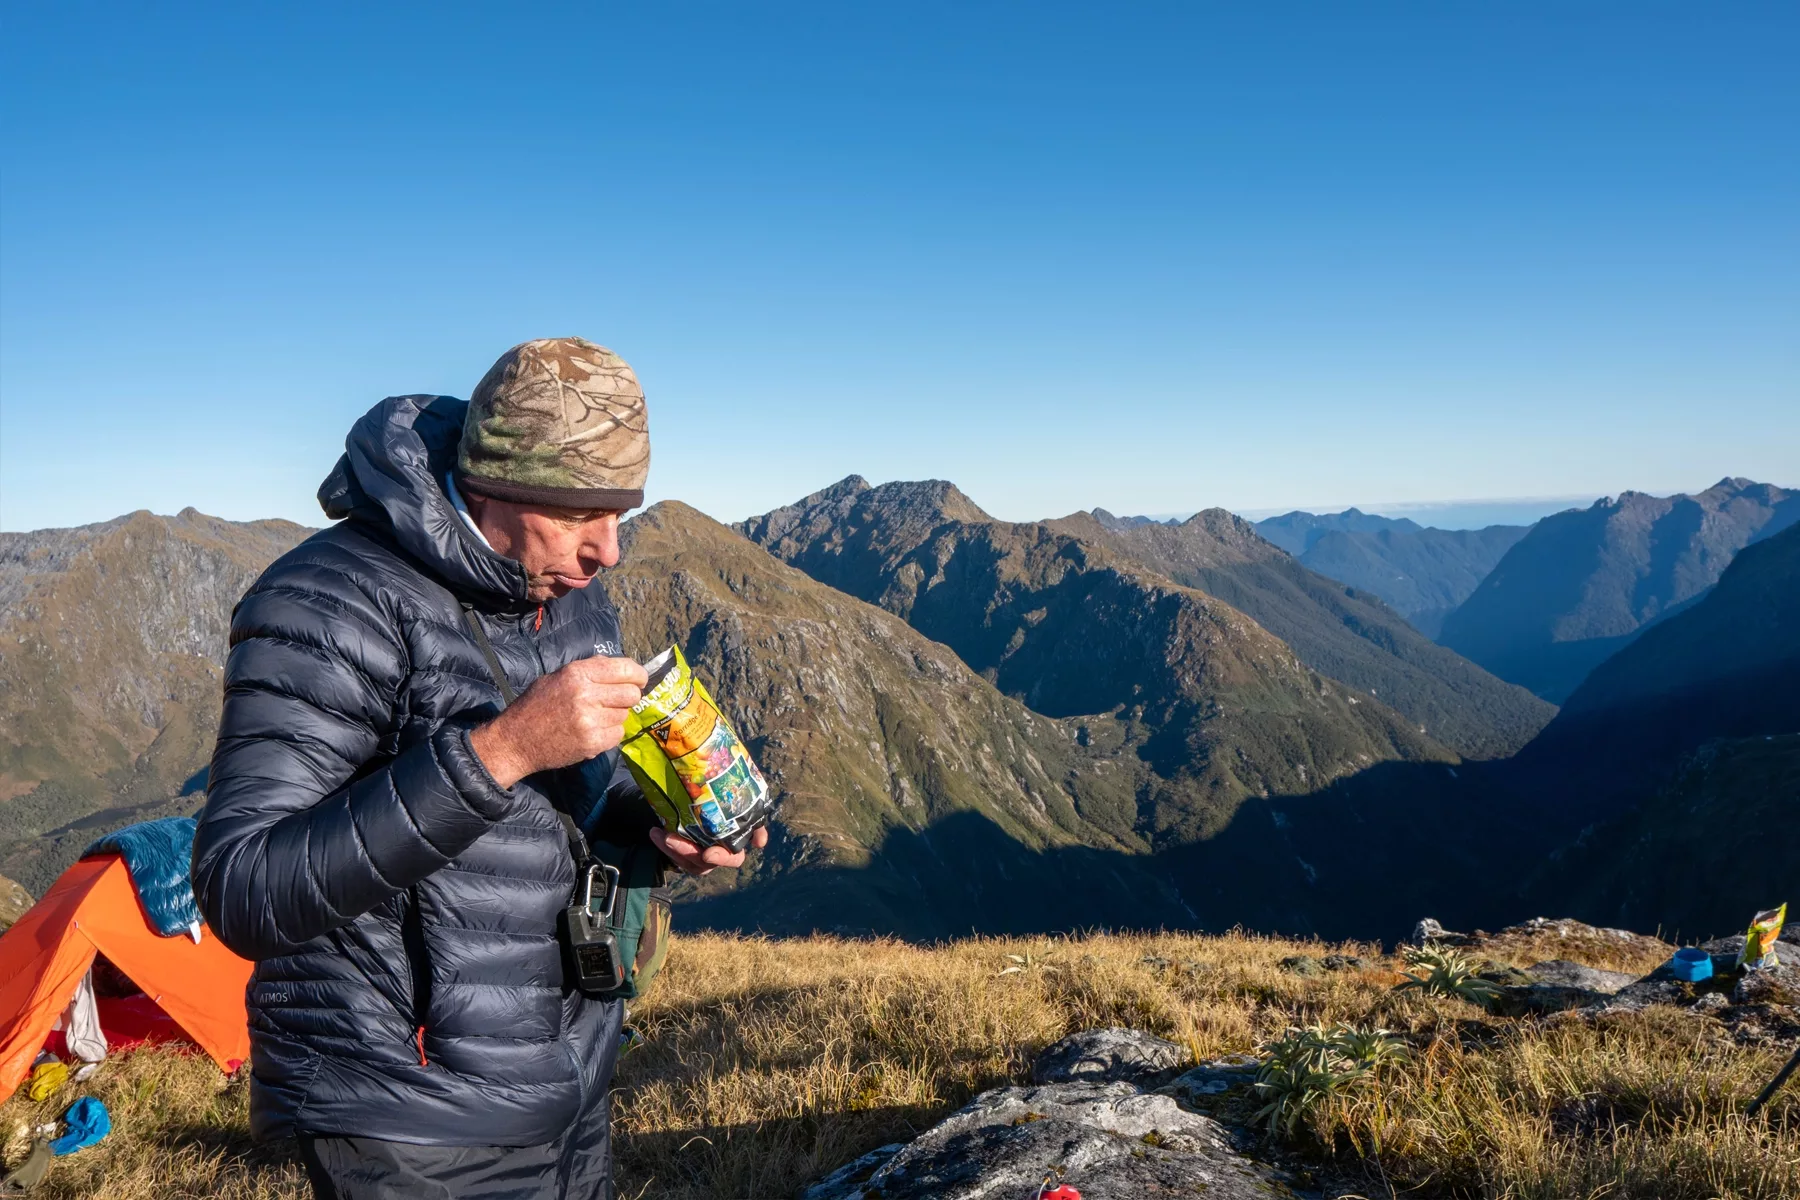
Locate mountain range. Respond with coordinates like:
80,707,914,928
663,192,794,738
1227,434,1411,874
1251,509,1529,638
1438,477,1798,702
1,474,1792,942
1515,518,1800,934
1254,509,1530,638
1053,505,1551,758
733,479,1456,864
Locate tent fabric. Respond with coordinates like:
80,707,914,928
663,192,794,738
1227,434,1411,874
80,817,201,937
96,995,190,1052
0,856,251,1096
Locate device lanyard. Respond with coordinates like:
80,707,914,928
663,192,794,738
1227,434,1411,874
459,603,610,908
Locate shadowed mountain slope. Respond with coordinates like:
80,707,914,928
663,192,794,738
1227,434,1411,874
1509,522,1800,937
1049,508,1554,758
1438,478,1798,702
1280,520,1800,942
0,510,311,891
1514,518,1800,834
1553,733,1800,942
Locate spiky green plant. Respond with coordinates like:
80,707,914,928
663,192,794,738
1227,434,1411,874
1252,1024,1410,1140
1394,945,1505,1009
1331,1023,1412,1071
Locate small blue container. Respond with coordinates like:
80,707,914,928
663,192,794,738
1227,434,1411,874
1669,947,1713,982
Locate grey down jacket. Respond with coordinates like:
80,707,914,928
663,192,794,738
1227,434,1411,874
193,394,652,1145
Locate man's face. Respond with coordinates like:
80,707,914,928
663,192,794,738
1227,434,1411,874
465,496,624,603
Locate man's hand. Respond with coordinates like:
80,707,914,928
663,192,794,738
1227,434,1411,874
469,656,650,790
650,825,769,876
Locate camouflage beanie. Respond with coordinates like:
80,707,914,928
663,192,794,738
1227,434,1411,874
455,337,650,510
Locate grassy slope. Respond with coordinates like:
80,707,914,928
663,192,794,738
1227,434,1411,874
0,511,310,891
608,501,1199,935
6,928,1794,1200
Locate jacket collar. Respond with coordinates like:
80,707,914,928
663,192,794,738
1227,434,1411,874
317,395,533,612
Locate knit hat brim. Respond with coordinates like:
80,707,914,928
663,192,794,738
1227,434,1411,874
454,468,644,512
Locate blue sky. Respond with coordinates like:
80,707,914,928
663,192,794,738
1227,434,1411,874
2,3,1795,532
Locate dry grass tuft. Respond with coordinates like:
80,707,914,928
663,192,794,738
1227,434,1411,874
3,930,1794,1198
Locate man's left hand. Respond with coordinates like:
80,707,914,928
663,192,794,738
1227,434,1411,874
649,825,769,876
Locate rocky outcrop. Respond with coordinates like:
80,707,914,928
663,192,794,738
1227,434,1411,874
1733,963,1800,1007
802,1030,1310,1199
1157,1056,1260,1104
1412,915,1672,967
1031,1028,1184,1085
1524,959,1636,993
802,1079,1307,1200
1487,959,1640,1016
1549,933,1800,1048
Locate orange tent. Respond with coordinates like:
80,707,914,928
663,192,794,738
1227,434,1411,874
0,855,252,1095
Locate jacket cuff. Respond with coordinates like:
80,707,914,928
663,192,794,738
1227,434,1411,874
433,722,517,821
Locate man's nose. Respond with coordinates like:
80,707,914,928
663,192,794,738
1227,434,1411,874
582,517,621,568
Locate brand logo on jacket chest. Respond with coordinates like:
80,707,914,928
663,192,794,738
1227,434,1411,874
593,640,621,657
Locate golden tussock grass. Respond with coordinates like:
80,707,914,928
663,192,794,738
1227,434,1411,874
3,930,1795,1198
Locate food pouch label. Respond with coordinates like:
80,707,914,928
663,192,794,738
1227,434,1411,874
620,646,773,848
1741,903,1788,970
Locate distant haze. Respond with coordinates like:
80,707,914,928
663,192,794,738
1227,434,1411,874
1227,496,1601,531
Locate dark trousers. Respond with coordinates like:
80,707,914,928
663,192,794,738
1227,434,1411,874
297,1124,610,1200
299,1007,623,1200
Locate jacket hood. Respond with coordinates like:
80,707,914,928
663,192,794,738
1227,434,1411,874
317,395,532,610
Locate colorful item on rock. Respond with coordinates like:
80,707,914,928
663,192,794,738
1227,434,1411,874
1740,904,1787,971
619,646,774,853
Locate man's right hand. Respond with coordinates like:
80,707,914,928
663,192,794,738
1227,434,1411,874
468,656,650,790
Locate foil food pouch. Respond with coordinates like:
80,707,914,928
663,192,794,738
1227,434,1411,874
1740,903,1787,971
620,646,774,853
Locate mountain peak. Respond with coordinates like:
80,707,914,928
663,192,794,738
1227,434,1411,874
860,479,992,524
1088,508,1169,532
733,477,992,565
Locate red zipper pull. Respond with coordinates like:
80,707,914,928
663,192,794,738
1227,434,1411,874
416,1026,428,1066
534,606,544,633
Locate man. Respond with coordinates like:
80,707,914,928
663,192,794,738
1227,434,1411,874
193,338,764,1199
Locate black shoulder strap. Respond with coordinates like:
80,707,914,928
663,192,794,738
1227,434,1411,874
460,604,518,706
460,603,589,867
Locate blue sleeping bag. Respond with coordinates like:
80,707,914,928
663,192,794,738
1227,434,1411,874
81,816,200,937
